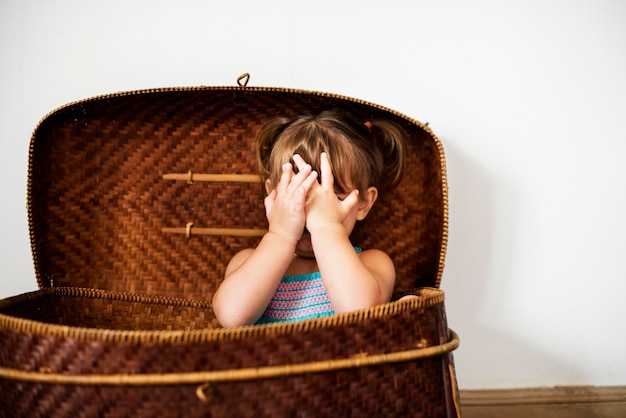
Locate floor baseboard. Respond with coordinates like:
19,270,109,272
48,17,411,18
461,385,626,406
460,386,626,418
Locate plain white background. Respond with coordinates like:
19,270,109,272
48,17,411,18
1,0,625,390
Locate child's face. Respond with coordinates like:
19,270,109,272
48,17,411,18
267,153,378,259
294,192,362,259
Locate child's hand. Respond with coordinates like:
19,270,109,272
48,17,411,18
264,157,318,243
297,152,360,234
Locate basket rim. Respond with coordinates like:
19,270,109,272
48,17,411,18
26,80,449,291
0,287,445,344
0,328,458,386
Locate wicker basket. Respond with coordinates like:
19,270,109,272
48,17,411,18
0,75,460,417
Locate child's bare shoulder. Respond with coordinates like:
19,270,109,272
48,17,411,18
359,249,396,300
358,249,395,275
224,248,255,276
359,248,392,261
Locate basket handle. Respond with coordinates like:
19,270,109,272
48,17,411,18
237,73,250,87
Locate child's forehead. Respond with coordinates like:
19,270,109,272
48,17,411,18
285,157,356,191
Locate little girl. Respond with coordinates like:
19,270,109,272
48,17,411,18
212,110,407,327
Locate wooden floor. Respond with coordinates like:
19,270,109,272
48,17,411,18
462,402,626,418
460,386,626,418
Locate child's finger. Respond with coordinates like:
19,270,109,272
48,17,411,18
276,162,293,193
300,169,319,192
292,154,312,178
320,152,334,188
341,189,360,212
291,154,315,189
292,154,308,171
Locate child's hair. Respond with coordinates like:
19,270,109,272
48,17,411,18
256,110,407,196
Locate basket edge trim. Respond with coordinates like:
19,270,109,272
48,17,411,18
0,287,445,343
0,329,458,386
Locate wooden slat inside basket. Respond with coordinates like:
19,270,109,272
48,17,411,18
161,172,267,237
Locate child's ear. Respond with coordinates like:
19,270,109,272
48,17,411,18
265,179,273,195
356,187,378,221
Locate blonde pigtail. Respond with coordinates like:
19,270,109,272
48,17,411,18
370,120,408,192
255,116,291,184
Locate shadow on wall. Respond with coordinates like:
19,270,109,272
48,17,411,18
441,140,582,389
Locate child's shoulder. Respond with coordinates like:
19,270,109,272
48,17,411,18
225,248,255,275
358,248,395,273
358,248,396,287
358,247,392,261
231,247,255,259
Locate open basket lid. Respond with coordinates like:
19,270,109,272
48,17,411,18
27,75,448,300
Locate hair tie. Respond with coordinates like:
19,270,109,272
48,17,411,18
364,121,373,130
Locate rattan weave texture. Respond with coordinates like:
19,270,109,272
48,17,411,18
0,82,458,417
28,87,446,300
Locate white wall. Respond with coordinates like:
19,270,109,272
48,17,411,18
1,0,625,390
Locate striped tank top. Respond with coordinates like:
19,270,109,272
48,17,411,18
255,271,333,324
256,248,361,325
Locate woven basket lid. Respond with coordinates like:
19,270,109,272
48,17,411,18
27,76,448,300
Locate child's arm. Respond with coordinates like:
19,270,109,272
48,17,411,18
212,161,318,327
312,225,395,312
303,153,395,312
213,233,296,327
